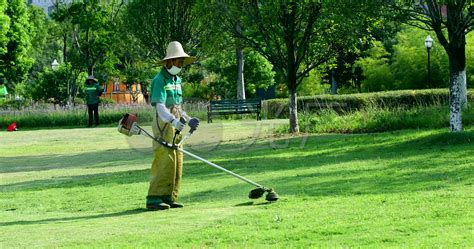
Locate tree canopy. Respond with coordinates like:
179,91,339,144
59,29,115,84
0,0,33,92
123,0,197,62
2,1,474,133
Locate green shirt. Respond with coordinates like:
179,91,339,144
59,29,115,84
150,67,183,107
85,83,103,105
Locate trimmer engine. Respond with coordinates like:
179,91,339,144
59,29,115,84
118,113,141,136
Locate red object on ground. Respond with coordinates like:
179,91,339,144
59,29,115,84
7,122,17,131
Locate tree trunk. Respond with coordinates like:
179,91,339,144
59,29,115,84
288,87,299,133
287,52,299,133
63,34,67,63
284,1,298,133
236,47,245,99
235,22,245,100
449,68,465,132
448,40,468,110
448,38,467,132
445,4,468,109
88,66,94,76
331,69,337,95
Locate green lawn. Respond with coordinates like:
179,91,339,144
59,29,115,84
0,120,473,248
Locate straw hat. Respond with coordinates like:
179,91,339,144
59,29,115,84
161,41,194,65
87,75,98,82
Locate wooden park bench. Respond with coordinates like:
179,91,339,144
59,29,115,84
207,98,262,123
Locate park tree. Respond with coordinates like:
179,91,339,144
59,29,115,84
210,0,388,133
0,0,9,71
200,48,275,99
50,0,124,105
52,0,125,76
120,60,155,103
194,1,248,99
210,1,324,132
0,0,33,92
338,13,402,93
13,5,62,100
389,0,474,132
29,64,87,106
110,8,160,103
355,41,395,92
26,5,62,81
123,0,197,62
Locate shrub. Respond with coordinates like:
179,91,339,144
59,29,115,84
0,105,155,129
0,101,208,129
99,98,116,105
276,104,474,134
264,89,474,119
0,98,31,110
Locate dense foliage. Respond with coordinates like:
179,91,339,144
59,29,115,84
196,49,275,99
0,0,33,91
0,1,473,132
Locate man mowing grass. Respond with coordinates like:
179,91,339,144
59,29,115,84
146,41,199,210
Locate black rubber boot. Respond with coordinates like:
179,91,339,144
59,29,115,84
146,196,170,211
163,196,184,208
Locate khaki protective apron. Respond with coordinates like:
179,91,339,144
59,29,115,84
147,106,184,200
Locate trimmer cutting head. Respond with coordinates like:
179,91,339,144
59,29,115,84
265,189,279,201
248,187,279,202
248,187,266,199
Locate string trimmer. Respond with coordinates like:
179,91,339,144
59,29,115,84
117,113,279,202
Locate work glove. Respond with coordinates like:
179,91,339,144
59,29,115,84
188,117,200,132
171,118,185,131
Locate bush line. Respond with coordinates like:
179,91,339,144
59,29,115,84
263,89,474,118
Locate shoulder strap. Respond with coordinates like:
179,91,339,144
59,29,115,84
155,112,168,139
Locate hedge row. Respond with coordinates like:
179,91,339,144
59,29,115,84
0,102,210,129
0,105,155,129
263,89,474,118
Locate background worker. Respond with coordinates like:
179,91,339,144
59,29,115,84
85,75,103,127
146,41,199,210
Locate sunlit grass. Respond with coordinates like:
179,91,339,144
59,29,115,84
0,121,473,247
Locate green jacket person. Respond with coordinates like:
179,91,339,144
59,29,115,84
146,41,199,210
85,75,103,127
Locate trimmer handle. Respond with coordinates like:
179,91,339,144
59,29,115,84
174,117,187,135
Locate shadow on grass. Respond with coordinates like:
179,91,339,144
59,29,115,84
234,201,255,206
0,148,152,173
2,129,473,198
184,158,471,203
1,169,150,192
181,130,473,201
0,208,148,226
233,201,273,207
186,129,474,174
